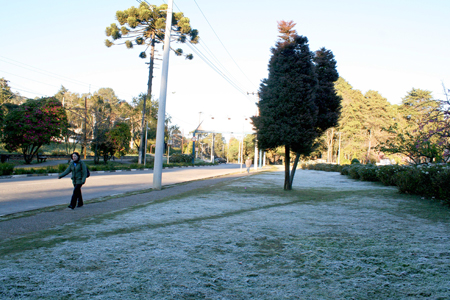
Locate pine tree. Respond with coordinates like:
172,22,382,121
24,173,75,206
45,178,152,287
252,21,341,190
313,48,341,134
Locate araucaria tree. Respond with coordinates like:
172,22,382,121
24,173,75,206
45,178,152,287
105,2,199,163
252,21,341,190
2,97,69,164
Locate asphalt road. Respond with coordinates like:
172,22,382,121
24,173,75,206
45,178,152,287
0,164,245,216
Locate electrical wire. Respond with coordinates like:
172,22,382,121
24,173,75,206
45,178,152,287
0,56,89,87
137,0,255,100
0,69,61,89
0,56,136,99
185,42,248,97
7,85,46,97
191,0,257,90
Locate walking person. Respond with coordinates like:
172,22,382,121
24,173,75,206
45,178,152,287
245,157,252,173
58,152,87,209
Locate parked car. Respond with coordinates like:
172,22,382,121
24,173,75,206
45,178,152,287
214,157,227,163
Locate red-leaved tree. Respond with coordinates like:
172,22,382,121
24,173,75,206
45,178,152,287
2,97,69,164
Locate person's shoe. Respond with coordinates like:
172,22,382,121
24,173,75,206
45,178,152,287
68,205,75,210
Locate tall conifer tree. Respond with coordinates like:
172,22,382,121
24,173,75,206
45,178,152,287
252,21,341,190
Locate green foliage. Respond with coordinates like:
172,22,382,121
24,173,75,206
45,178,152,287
251,22,341,190
107,122,132,157
169,153,193,163
378,88,445,164
393,167,426,196
302,163,343,172
347,164,363,180
313,48,342,134
105,3,199,58
376,165,405,186
343,163,450,203
0,78,14,105
351,158,360,164
340,165,350,176
252,34,318,154
13,164,66,175
432,168,450,203
0,163,14,176
393,164,447,198
357,164,378,181
1,97,69,164
332,78,396,164
58,163,68,172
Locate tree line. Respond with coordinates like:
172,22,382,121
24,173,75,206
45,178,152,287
319,79,448,166
0,80,180,164
251,78,448,168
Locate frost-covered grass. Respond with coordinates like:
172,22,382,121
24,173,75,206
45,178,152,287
1,169,450,299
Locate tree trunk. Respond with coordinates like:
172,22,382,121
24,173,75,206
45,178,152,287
284,145,292,190
289,152,301,187
23,145,40,164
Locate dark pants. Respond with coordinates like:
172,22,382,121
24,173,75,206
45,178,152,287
70,184,83,207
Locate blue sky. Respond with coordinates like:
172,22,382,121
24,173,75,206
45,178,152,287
1,0,449,133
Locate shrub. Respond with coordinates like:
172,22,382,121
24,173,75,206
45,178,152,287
58,163,68,172
351,158,360,164
393,167,422,195
392,165,441,197
347,164,363,179
170,154,193,163
431,168,450,203
51,150,67,156
358,164,379,181
376,165,404,186
417,164,446,198
341,166,350,176
129,163,146,169
310,163,344,173
0,163,14,176
331,164,344,173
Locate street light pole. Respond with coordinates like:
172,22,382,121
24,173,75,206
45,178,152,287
153,0,173,190
337,132,342,165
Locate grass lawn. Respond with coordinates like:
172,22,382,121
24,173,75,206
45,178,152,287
1,169,449,298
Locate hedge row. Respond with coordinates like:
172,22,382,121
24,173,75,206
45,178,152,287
300,162,450,204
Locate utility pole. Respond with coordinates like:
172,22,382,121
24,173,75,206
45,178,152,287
181,129,184,154
83,97,87,159
143,121,148,166
337,132,342,165
210,133,215,163
153,0,173,190
248,92,260,171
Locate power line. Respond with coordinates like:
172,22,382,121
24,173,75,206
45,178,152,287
191,0,257,89
0,56,136,99
140,0,254,99
0,56,89,87
0,69,61,89
185,42,248,97
8,85,46,97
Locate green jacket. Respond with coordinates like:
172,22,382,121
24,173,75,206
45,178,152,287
59,161,87,185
